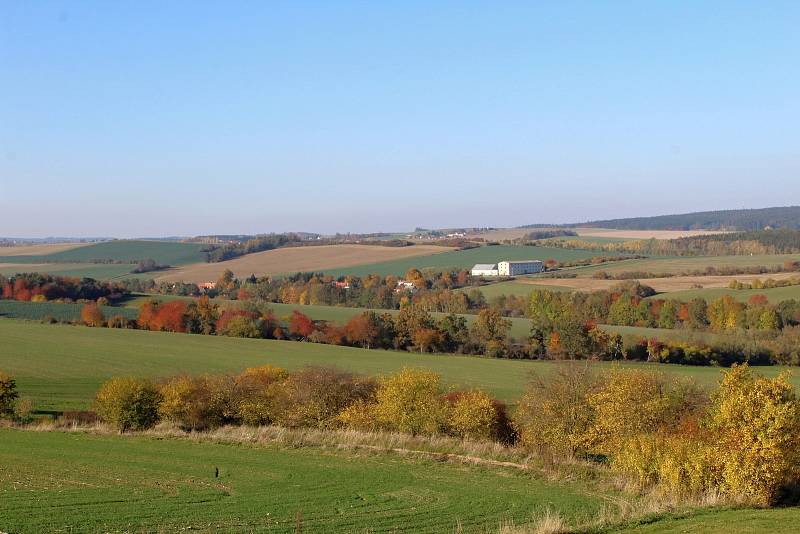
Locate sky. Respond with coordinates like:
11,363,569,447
1,1,799,237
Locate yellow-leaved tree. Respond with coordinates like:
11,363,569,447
371,368,448,435
708,364,800,505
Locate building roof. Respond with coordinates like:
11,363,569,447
501,260,543,264
472,263,498,270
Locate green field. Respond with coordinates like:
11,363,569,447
649,285,800,303
465,280,573,300
0,262,142,279
322,245,607,278
0,300,138,322
0,239,209,266
606,507,800,533
0,428,603,533
4,320,798,413
3,424,799,534
549,254,800,278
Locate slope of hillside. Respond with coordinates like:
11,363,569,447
570,206,800,231
0,240,209,266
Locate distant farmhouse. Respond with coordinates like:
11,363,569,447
471,263,499,276
471,260,544,277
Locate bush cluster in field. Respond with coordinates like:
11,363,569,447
515,364,800,506
3,362,798,507
93,367,514,443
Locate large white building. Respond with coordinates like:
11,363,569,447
498,260,544,276
470,263,499,276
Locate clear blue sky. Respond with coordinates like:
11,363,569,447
1,1,798,237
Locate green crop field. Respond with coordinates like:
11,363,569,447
554,254,800,278
0,262,142,279
2,424,798,534
321,245,607,278
649,285,800,303
606,507,800,533
465,280,574,300
0,239,209,266
0,428,604,533
3,320,797,413
0,300,138,322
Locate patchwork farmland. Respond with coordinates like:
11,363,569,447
156,243,453,283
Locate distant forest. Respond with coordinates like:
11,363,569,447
568,206,800,231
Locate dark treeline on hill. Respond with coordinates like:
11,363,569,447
538,229,800,256
569,206,800,231
522,229,578,240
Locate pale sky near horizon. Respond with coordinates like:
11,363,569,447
1,1,799,238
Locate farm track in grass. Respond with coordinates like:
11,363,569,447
156,244,453,283
3,320,798,412
321,245,609,278
0,428,604,533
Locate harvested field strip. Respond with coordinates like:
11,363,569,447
0,242,90,255
156,244,453,283
574,228,730,240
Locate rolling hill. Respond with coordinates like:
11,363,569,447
565,206,800,231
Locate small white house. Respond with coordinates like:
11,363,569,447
471,263,499,277
498,260,544,276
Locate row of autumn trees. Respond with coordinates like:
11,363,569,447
78,296,521,358
0,274,126,303
56,363,800,506
523,280,800,364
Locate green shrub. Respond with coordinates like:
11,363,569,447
94,377,161,432
514,364,596,455
269,367,376,429
371,368,448,435
0,370,19,418
446,389,503,441
708,365,800,505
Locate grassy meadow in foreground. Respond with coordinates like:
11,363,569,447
3,320,798,412
0,428,603,533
